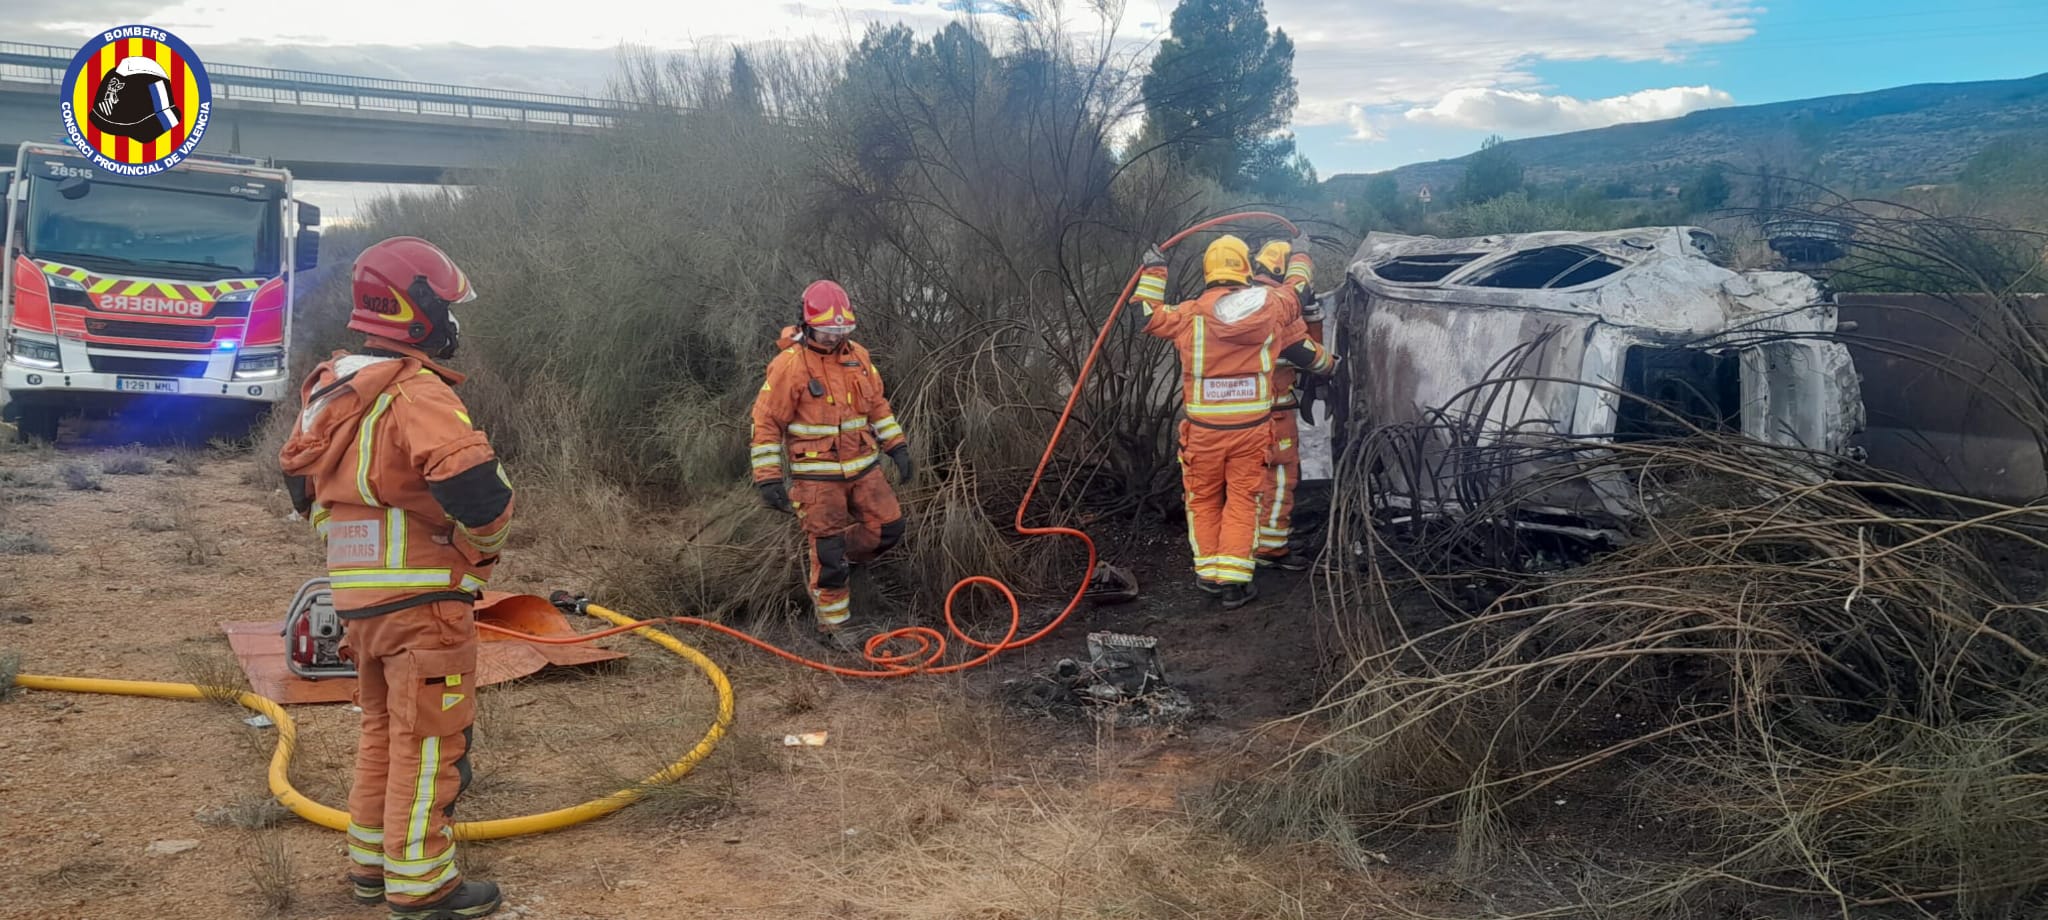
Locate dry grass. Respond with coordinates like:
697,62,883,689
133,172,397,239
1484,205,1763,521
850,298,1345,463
237,832,296,915
0,530,53,555
59,461,102,492
0,468,53,489
196,794,291,830
164,450,203,477
100,446,155,476
818,785,1370,920
1228,421,2048,919
174,645,251,706
169,494,218,565
134,512,179,534
1,649,20,701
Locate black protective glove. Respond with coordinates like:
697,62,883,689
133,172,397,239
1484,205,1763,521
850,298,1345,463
758,480,793,514
1140,245,1168,269
1297,382,1321,426
889,446,914,482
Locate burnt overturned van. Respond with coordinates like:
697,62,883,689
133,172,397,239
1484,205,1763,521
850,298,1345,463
1331,227,1866,537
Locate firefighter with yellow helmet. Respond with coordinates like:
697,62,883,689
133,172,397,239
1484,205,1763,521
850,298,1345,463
1130,235,1337,607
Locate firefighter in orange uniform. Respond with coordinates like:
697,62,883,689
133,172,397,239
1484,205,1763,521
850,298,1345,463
1249,238,1322,571
279,237,510,920
1131,235,1338,608
750,280,912,649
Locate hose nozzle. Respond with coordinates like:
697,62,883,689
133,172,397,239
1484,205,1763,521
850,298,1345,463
549,591,592,616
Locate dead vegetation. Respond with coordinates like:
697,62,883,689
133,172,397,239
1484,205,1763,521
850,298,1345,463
0,649,20,701
235,832,297,915
1211,372,2048,918
820,784,1371,920
174,645,252,706
58,461,102,492
196,795,291,830
99,446,155,476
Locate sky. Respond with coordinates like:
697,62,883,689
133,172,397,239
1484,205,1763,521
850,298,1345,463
11,0,2048,219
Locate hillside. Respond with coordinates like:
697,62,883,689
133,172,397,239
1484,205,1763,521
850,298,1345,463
1330,72,2048,198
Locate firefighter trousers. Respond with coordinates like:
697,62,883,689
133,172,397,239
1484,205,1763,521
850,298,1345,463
791,470,904,626
1257,411,1301,560
342,599,479,909
1177,418,1271,587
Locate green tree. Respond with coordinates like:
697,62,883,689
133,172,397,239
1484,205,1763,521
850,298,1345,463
1141,0,1302,193
1681,164,1732,214
1960,135,2048,191
1456,134,1523,205
727,48,763,116
1363,173,1400,215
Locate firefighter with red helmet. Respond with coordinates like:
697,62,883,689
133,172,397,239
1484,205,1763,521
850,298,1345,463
750,280,912,649
279,236,510,919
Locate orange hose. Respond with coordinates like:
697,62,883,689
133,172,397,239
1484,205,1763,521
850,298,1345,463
482,211,1302,677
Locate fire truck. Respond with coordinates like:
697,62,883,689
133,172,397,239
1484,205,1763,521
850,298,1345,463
1,141,320,443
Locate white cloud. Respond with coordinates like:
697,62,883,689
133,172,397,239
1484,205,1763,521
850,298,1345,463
1403,84,1736,133
1344,104,1382,142
1270,0,1758,132
15,0,1179,96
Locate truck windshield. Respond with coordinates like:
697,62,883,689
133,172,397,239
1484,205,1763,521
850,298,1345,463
26,180,278,280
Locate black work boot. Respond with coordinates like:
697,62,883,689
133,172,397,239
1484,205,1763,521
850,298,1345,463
1256,551,1314,572
1195,579,1224,597
389,880,502,920
349,874,384,905
1218,582,1259,610
816,615,885,654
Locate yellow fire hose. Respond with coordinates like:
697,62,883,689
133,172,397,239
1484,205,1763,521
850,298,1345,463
8,602,735,839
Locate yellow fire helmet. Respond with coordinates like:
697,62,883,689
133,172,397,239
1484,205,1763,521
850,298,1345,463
1203,234,1252,286
1254,240,1290,279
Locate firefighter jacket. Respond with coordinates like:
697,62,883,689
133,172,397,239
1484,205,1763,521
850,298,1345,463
1254,249,1322,409
280,339,515,619
1133,267,1337,429
750,337,907,484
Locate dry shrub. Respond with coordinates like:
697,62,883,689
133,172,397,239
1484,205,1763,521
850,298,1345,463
237,832,296,915
175,645,251,706
1229,425,2048,918
100,446,154,475
0,531,53,555
0,649,20,701
59,461,101,492
196,795,290,830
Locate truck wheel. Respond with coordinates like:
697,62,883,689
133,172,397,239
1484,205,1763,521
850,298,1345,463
14,406,60,444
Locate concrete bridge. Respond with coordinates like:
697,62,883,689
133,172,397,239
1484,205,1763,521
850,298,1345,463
0,41,619,183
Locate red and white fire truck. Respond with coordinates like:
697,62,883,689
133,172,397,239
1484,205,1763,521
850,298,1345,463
1,141,320,442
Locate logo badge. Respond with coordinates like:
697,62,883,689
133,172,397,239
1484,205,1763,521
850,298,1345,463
59,25,212,176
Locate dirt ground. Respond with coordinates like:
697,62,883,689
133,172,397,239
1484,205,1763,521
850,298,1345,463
0,427,1414,920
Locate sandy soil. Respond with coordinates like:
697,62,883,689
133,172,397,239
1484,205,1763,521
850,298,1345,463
0,431,1401,920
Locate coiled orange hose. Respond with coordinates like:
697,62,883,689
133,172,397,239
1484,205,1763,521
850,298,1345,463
483,211,1303,676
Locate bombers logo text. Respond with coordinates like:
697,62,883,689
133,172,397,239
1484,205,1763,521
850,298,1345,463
58,25,213,176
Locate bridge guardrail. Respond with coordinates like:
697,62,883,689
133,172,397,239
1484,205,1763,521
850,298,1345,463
0,40,621,127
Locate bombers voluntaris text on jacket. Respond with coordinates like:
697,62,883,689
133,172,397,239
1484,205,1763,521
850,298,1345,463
279,339,516,619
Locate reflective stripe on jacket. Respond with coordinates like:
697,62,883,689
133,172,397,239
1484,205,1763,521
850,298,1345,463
1134,267,1316,429
749,336,907,483
1255,257,1325,409
279,339,514,618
